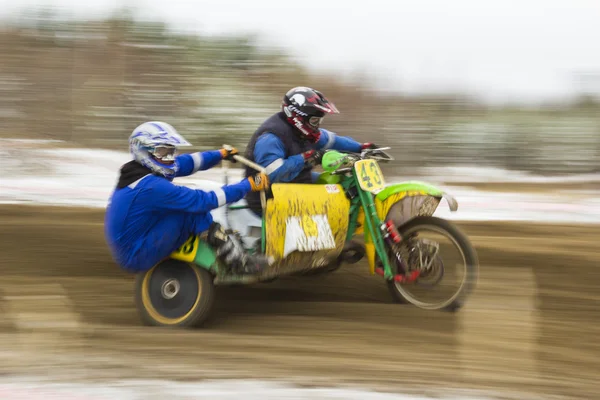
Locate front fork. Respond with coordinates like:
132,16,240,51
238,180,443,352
378,221,420,283
358,189,419,283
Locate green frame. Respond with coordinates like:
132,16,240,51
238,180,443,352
348,168,395,279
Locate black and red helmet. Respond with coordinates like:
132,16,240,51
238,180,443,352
282,86,339,142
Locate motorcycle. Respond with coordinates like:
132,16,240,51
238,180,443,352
134,147,479,327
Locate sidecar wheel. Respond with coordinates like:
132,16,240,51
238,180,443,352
135,259,215,328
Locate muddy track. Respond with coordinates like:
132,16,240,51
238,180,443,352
1,205,599,399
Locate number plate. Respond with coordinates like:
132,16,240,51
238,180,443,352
355,159,385,193
170,235,200,262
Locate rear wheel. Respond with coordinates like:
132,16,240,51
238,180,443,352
135,259,215,327
386,216,478,312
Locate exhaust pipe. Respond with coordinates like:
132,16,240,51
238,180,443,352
338,240,365,264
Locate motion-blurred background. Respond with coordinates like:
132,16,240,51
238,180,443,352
2,0,600,176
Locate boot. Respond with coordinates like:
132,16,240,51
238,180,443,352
207,222,268,274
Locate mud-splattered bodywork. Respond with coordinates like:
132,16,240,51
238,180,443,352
263,183,350,275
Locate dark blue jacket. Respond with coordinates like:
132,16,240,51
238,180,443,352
104,150,250,273
255,129,362,182
243,112,363,214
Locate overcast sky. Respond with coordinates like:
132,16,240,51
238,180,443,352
3,0,600,103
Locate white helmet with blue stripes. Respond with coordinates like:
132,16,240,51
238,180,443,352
129,121,192,179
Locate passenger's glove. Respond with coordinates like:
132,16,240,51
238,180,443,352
302,150,324,167
247,172,270,192
361,142,379,150
220,145,239,162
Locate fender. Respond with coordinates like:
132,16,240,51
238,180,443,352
357,180,458,235
170,235,218,272
376,180,458,215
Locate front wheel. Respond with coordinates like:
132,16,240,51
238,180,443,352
135,259,215,327
386,216,479,312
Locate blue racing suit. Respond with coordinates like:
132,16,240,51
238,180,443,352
104,150,251,273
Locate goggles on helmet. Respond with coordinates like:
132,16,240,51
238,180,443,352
308,116,324,128
150,145,177,162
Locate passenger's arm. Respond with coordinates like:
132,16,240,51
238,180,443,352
175,150,224,177
151,178,252,213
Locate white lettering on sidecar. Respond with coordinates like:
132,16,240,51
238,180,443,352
283,215,336,258
325,185,339,193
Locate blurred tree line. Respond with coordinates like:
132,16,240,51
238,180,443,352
1,8,599,175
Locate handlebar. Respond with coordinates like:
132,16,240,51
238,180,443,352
222,144,394,192
224,145,394,173
361,146,394,162
326,147,394,176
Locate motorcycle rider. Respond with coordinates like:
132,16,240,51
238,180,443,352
104,121,270,275
243,86,378,215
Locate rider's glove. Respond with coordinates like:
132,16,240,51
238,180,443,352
247,172,270,192
220,145,239,163
302,150,324,167
361,143,378,150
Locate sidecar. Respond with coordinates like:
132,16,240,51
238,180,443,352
135,180,352,328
